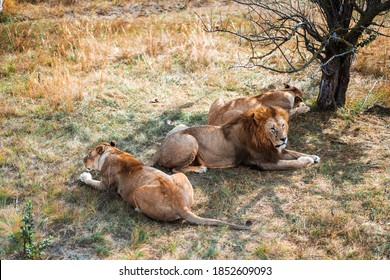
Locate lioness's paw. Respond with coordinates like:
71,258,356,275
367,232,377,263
80,172,92,183
298,156,315,165
311,155,321,163
297,103,310,113
194,166,208,174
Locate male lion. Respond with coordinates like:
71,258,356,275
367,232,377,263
79,141,250,230
150,105,320,173
208,84,310,126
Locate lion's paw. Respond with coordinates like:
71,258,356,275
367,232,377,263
194,166,208,174
311,155,321,163
80,172,92,183
298,156,315,166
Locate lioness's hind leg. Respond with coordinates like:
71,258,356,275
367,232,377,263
171,172,194,207
132,185,181,221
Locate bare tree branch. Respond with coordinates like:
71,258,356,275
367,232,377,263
197,0,390,110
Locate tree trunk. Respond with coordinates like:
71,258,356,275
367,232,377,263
317,53,353,111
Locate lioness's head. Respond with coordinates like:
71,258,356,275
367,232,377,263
283,83,303,105
83,141,116,171
242,105,289,152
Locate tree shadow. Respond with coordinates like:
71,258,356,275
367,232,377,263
120,101,208,158
287,109,368,187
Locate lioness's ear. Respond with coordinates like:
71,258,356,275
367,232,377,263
110,141,116,147
283,83,291,89
294,96,303,103
96,145,106,155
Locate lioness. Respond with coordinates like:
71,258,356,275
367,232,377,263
79,141,250,230
208,84,310,126
150,105,320,173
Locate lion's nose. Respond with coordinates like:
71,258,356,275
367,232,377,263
280,137,287,143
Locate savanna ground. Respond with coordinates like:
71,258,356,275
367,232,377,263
0,0,389,260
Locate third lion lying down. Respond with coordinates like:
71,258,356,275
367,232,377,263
207,83,310,126
149,105,320,174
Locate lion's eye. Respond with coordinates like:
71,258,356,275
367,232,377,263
271,127,276,133
282,124,285,129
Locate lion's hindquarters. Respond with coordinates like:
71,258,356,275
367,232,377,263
165,124,188,138
158,133,199,170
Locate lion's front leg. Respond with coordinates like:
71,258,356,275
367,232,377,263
79,172,107,191
281,149,320,163
259,157,316,170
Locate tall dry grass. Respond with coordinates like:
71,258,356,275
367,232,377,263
0,6,238,115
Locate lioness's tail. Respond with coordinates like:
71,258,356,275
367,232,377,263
181,207,252,231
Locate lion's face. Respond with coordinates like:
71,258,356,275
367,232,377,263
264,115,288,151
240,105,289,154
83,141,115,171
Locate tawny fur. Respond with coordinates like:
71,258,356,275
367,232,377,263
150,105,320,173
80,142,250,230
207,83,310,126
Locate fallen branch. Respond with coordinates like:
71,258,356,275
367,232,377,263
363,104,390,116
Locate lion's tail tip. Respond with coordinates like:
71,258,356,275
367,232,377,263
244,220,253,229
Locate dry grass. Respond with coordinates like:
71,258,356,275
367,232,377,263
0,0,389,260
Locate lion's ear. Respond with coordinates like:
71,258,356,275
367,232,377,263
251,112,261,127
283,83,291,89
110,141,116,147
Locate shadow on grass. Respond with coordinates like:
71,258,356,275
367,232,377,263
121,101,208,155
122,108,372,224
288,109,368,187
62,108,383,259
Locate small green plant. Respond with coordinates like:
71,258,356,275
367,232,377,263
18,200,53,259
5,64,15,76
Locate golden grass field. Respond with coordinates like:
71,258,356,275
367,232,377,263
0,0,389,259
